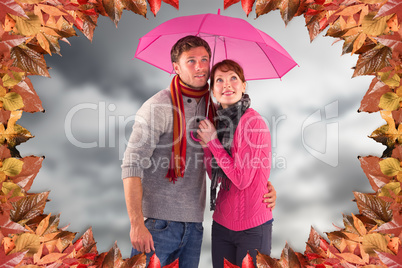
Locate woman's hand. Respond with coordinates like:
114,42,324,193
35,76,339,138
197,119,217,145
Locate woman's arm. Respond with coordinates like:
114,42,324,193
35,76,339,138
198,115,271,190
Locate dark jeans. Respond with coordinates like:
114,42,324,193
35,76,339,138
130,218,203,268
211,220,273,267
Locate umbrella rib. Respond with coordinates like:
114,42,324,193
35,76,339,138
256,42,281,79
197,13,210,36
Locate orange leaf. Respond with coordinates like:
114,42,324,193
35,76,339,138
37,252,67,265
224,0,241,10
336,252,366,265
387,236,401,254
352,213,367,236
148,0,162,16
337,4,365,16
241,0,256,16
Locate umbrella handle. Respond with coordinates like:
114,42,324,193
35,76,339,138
190,131,202,142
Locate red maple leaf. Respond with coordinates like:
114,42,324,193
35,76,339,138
148,0,179,16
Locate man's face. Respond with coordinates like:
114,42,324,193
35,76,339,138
172,46,210,90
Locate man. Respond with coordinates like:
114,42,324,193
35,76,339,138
121,35,276,267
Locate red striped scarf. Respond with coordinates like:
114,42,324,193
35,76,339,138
166,75,216,183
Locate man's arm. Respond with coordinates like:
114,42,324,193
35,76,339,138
263,181,276,210
123,176,155,254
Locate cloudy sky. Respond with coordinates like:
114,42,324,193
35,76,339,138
18,0,386,265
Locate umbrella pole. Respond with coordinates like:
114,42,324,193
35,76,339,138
205,35,217,120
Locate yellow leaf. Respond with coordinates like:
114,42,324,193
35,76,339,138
352,213,367,236
0,92,24,111
362,13,394,36
344,27,362,36
10,13,41,36
379,157,402,176
378,71,401,87
0,86,6,97
0,173,6,183
0,157,24,176
11,233,40,255
362,233,394,256
379,92,402,111
397,172,402,182
0,110,33,148
396,86,402,97
379,182,401,197
2,72,25,88
2,182,24,198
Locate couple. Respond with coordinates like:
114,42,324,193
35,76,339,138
121,35,275,268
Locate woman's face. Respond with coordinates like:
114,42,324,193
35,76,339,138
212,69,246,109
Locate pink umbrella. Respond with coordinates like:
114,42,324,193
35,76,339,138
134,11,298,81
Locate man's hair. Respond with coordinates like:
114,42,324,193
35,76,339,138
210,59,246,89
170,35,212,63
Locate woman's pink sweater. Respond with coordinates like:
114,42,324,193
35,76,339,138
204,108,273,231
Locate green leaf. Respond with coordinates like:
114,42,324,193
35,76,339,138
379,182,401,198
0,92,24,111
362,233,394,256
0,157,23,176
362,13,393,36
379,157,402,176
379,92,402,111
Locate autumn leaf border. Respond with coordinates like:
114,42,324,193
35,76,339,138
0,0,401,267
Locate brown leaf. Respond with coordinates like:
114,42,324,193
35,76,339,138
354,191,393,224
376,32,402,55
255,0,280,17
359,156,392,191
10,155,44,192
279,242,302,268
376,219,402,237
362,233,394,256
0,219,27,237
10,45,50,77
0,249,27,268
256,250,281,268
359,77,391,113
10,191,49,224
0,0,29,25
121,252,146,268
353,45,392,77
279,0,301,25
376,249,402,268
11,76,44,113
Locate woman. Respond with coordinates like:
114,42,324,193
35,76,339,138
197,59,273,267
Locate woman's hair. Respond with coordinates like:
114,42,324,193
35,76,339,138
170,35,211,63
210,59,246,89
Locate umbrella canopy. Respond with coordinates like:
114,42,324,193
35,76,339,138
134,12,298,81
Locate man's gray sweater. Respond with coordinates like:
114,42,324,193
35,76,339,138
121,88,207,222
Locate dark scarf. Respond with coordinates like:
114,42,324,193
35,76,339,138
210,94,251,210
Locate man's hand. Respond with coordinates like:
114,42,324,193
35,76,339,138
263,181,276,210
130,221,155,253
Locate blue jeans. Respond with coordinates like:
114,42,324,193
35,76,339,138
131,218,203,268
